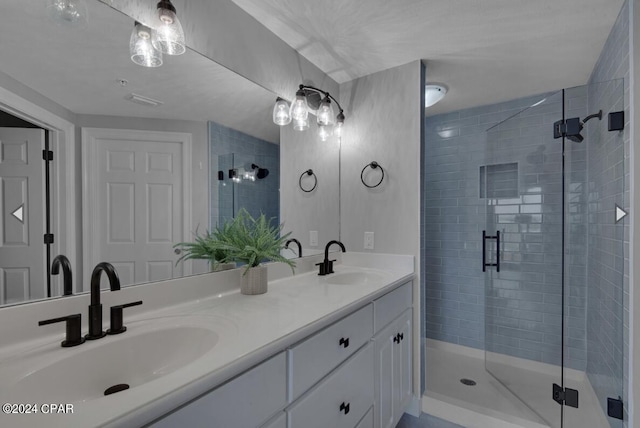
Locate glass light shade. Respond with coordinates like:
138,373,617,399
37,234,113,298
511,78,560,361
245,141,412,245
272,98,291,125
130,22,163,68
317,97,335,126
335,111,345,138
46,0,88,27
318,124,334,141
152,1,186,55
290,93,309,122
425,84,447,107
293,116,309,132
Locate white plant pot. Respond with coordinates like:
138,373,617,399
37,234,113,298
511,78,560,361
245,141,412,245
240,265,268,295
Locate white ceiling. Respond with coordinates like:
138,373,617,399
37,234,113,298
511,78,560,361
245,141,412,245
231,0,626,115
1,0,279,143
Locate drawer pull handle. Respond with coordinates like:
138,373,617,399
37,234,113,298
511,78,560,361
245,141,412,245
340,402,350,415
339,337,350,348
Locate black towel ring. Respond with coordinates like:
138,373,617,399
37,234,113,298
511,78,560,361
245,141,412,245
361,161,385,188
299,169,318,193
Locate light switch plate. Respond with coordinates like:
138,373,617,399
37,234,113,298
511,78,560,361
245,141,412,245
310,230,318,247
364,232,374,250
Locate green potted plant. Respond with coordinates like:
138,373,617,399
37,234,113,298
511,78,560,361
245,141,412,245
216,208,295,295
174,222,237,272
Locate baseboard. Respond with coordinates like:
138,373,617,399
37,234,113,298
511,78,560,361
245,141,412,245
405,395,421,417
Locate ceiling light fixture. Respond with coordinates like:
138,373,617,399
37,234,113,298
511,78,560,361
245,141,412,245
46,0,88,27
273,85,345,141
152,0,186,56
130,21,163,68
424,84,447,108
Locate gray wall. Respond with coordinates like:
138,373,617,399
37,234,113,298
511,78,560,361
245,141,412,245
339,60,423,395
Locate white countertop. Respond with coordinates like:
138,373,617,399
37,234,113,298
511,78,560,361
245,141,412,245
0,252,414,428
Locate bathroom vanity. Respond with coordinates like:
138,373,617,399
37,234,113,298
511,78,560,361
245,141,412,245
0,253,415,428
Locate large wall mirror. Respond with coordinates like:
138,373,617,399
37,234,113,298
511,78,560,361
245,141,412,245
0,0,339,307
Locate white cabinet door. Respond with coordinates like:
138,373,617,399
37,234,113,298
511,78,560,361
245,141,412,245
374,320,397,428
373,309,413,428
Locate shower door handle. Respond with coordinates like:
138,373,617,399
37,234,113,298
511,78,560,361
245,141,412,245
482,230,500,273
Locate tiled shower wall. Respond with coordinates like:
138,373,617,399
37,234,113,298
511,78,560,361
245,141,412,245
585,0,630,423
423,90,587,370
209,122,280,227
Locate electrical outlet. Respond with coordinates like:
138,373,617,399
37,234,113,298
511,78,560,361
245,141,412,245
310,230,318,247
364,232,374,250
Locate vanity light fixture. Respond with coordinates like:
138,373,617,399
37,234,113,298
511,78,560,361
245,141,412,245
424,84,447,108
130,21,163,68
152,0,186,56
46,0,88,27
273,85,345,141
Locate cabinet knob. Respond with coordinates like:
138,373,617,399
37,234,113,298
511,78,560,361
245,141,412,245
339,337,350,348
340,402,350,415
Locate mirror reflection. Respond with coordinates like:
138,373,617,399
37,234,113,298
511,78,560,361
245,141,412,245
0,0,312,307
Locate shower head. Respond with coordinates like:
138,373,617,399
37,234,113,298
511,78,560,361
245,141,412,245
566,134,584,143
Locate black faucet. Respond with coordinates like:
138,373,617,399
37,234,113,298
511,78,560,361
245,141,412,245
316,240,346,275
51,255,73,296
86,262,120,340
284,238,302,258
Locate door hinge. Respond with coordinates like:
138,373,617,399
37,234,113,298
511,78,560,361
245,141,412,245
607,396,623,420
44,233,54,244
42,150,53,161
553,118,583,141
553,383,578,408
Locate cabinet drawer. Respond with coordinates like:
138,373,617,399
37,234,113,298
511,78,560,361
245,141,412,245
288,342,374,428
150,352,287,428
373,282,411,332
288,303,373,400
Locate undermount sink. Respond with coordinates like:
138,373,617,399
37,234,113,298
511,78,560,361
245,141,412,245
323,270,388,285
2,320,221,404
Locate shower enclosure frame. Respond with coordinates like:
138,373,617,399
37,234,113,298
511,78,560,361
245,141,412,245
483,79,626,428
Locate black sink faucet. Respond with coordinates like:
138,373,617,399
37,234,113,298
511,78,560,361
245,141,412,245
51,254,73,296
285,238,302,258
86,262,120,340
317,240,346,276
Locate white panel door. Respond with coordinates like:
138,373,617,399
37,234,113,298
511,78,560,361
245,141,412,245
84,129,191,288
0,127,46,304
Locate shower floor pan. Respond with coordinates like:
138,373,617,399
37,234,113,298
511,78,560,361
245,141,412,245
422,340,609,428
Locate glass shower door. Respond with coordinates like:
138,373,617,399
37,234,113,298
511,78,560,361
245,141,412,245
484,80,626,428
484,91,564,427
